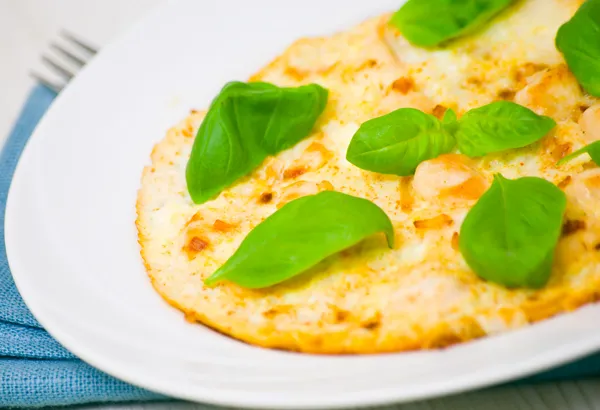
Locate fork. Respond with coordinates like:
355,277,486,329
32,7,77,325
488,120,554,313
30,30,99,94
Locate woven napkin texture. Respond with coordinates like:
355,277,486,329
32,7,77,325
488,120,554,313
0,85,166,408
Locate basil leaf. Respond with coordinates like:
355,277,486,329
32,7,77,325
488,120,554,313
390,0,515,48
346,108,455,176
557,140,600,166
455,101,556,157
459,174,566,288
442,108,458,134
186,81,328,204
556,0,600,97
204,191,394,289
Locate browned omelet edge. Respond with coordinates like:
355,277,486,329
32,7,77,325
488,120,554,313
136,117,600,355
136,10,600,354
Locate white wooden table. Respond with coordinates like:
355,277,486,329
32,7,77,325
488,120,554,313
2,1,599,409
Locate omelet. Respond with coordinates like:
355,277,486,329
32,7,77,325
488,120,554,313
136,0,600,354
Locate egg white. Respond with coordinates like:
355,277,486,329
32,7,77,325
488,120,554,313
137,0,600,353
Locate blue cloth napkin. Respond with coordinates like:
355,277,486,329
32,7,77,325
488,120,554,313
0,85,168,408
1,85,599,408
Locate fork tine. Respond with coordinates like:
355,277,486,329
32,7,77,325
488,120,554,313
60,30,98,55
41,55,75,80
50,43,87,67
29,72,63,93
32,30,97,94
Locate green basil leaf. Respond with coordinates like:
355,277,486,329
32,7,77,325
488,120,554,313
455,101,556,157
557,140,600,166
459,174,566,289
204,191,394,289
186,81,328,204
345,108,455,176
390,0,515,48
556,0,600,97
442,108,458,134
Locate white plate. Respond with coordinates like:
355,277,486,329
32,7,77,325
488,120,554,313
5,0,600,408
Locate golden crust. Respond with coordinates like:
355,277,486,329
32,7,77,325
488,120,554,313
137,2,600,354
